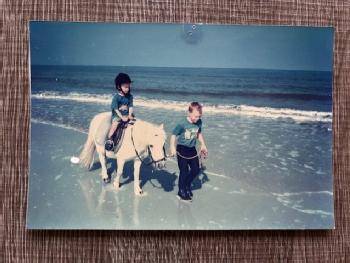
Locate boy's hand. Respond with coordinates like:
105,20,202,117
170,147,177,157
121,116,129,122
200,146,208,159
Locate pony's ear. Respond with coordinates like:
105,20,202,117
159,123,164,129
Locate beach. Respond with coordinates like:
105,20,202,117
27,121,334,229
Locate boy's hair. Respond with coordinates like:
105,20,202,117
188,102,202,114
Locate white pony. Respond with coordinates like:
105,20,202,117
79,112,167,195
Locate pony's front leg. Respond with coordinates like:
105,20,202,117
133,159,143,196
97,151,109,182
113,159,125,191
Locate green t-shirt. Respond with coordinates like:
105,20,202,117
172,118,202,148
111,93,133,117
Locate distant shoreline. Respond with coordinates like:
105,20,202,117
30,64,333,73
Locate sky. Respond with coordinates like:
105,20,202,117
29,22,334,71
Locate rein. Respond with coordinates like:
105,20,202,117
130,126,166,166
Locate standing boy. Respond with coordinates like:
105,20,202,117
170,102,208,202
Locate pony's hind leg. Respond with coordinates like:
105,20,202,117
133,159,143,196
113,158,125,191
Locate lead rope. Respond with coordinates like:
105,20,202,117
175,151,200,160
174,149,206,170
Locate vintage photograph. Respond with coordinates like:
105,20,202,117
27,22,334,229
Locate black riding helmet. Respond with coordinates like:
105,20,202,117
115,73,132,93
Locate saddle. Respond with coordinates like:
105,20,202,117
105,118,136,152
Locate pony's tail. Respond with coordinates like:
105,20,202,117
79,119,96,169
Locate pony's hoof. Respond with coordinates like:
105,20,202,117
103,177,111,184
88,162,94,171
134,188,143,196
113,181,120,190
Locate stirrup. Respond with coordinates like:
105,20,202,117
105,139,114,151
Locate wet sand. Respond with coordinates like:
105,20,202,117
27,122,334,229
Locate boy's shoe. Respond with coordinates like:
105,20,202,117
105,139,114,151
177,189,192,203
185,187,193,199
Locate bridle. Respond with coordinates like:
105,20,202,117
131,126,167,166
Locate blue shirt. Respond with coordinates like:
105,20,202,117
111,93,133,117
172,118,202,148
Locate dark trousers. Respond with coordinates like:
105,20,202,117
176,144,200,191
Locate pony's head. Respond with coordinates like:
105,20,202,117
147,123,167,169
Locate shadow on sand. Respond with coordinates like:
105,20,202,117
88,158,210,192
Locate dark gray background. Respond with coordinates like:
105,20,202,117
1,0,349,261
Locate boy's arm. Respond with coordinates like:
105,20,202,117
113,107,128,122
114,108,123,119
112,95,124,119
128,95,134,119
198,133,208,155
128,107,134,118
170,135,177,157
170,123,183,157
